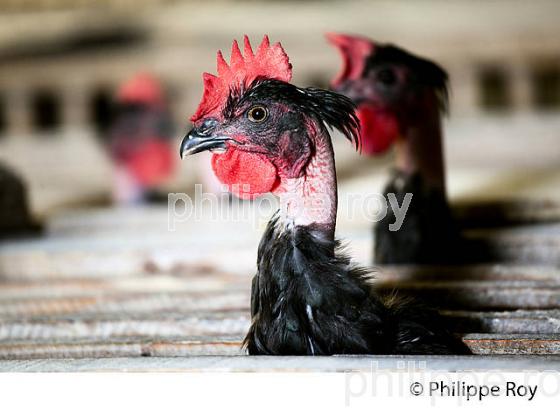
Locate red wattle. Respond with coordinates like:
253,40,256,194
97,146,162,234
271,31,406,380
356,105,399,155
211,149,279,199
126,139,174,187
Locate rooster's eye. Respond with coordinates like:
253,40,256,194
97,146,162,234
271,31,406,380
247,106,268,123
377,68,397,86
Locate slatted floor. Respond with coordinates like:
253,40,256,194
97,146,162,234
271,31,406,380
1,200,560,371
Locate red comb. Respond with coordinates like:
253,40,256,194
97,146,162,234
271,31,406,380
325,32,375,87
191,35,292,123
117,72,163,105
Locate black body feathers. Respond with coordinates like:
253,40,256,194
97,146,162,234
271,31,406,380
0,164,41,238
245,216,469,355
375,170,462,265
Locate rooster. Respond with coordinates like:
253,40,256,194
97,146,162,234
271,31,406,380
180,36,468,355
327,33,461,264
108,73,176,205
0,164,39,238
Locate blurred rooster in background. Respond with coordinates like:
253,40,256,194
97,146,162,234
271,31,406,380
108,73,176,205
327,33,461,264
0,164,40,238
180,36,468,355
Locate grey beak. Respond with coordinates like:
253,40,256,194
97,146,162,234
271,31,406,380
180,128,229,158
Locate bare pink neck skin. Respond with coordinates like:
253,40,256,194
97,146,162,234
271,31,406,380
394,94,446,192
276,128,337,240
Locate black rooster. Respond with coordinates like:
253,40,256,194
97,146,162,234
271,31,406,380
0,164,40,238
327,33,462,264
180,36,468,355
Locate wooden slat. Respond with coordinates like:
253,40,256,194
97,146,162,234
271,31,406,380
0,337,243,360
377,283,560,309
0,291,250,318
0,312,250,341
1,284,555,315
0,239,256,280
3,263,559,302
0,309,558,339
463,224,560,265
454,198,560,228
0,275,249,300
377,264,560,282
464,334,560,355
442,310,560,334
0,308,558,338
0,334,558,359
3,354,560,372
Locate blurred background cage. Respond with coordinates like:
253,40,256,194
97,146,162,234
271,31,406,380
0,0,559,215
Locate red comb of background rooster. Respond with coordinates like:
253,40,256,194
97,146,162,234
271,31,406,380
117,72,164,106
326,32,375,87
191,35,292,123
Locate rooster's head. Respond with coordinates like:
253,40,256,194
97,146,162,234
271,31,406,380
326,33,448,155
181,36,358,199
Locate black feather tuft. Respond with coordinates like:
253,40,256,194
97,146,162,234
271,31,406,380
298,87,361,150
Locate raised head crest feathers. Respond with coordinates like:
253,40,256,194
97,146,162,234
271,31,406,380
191,35,293,123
